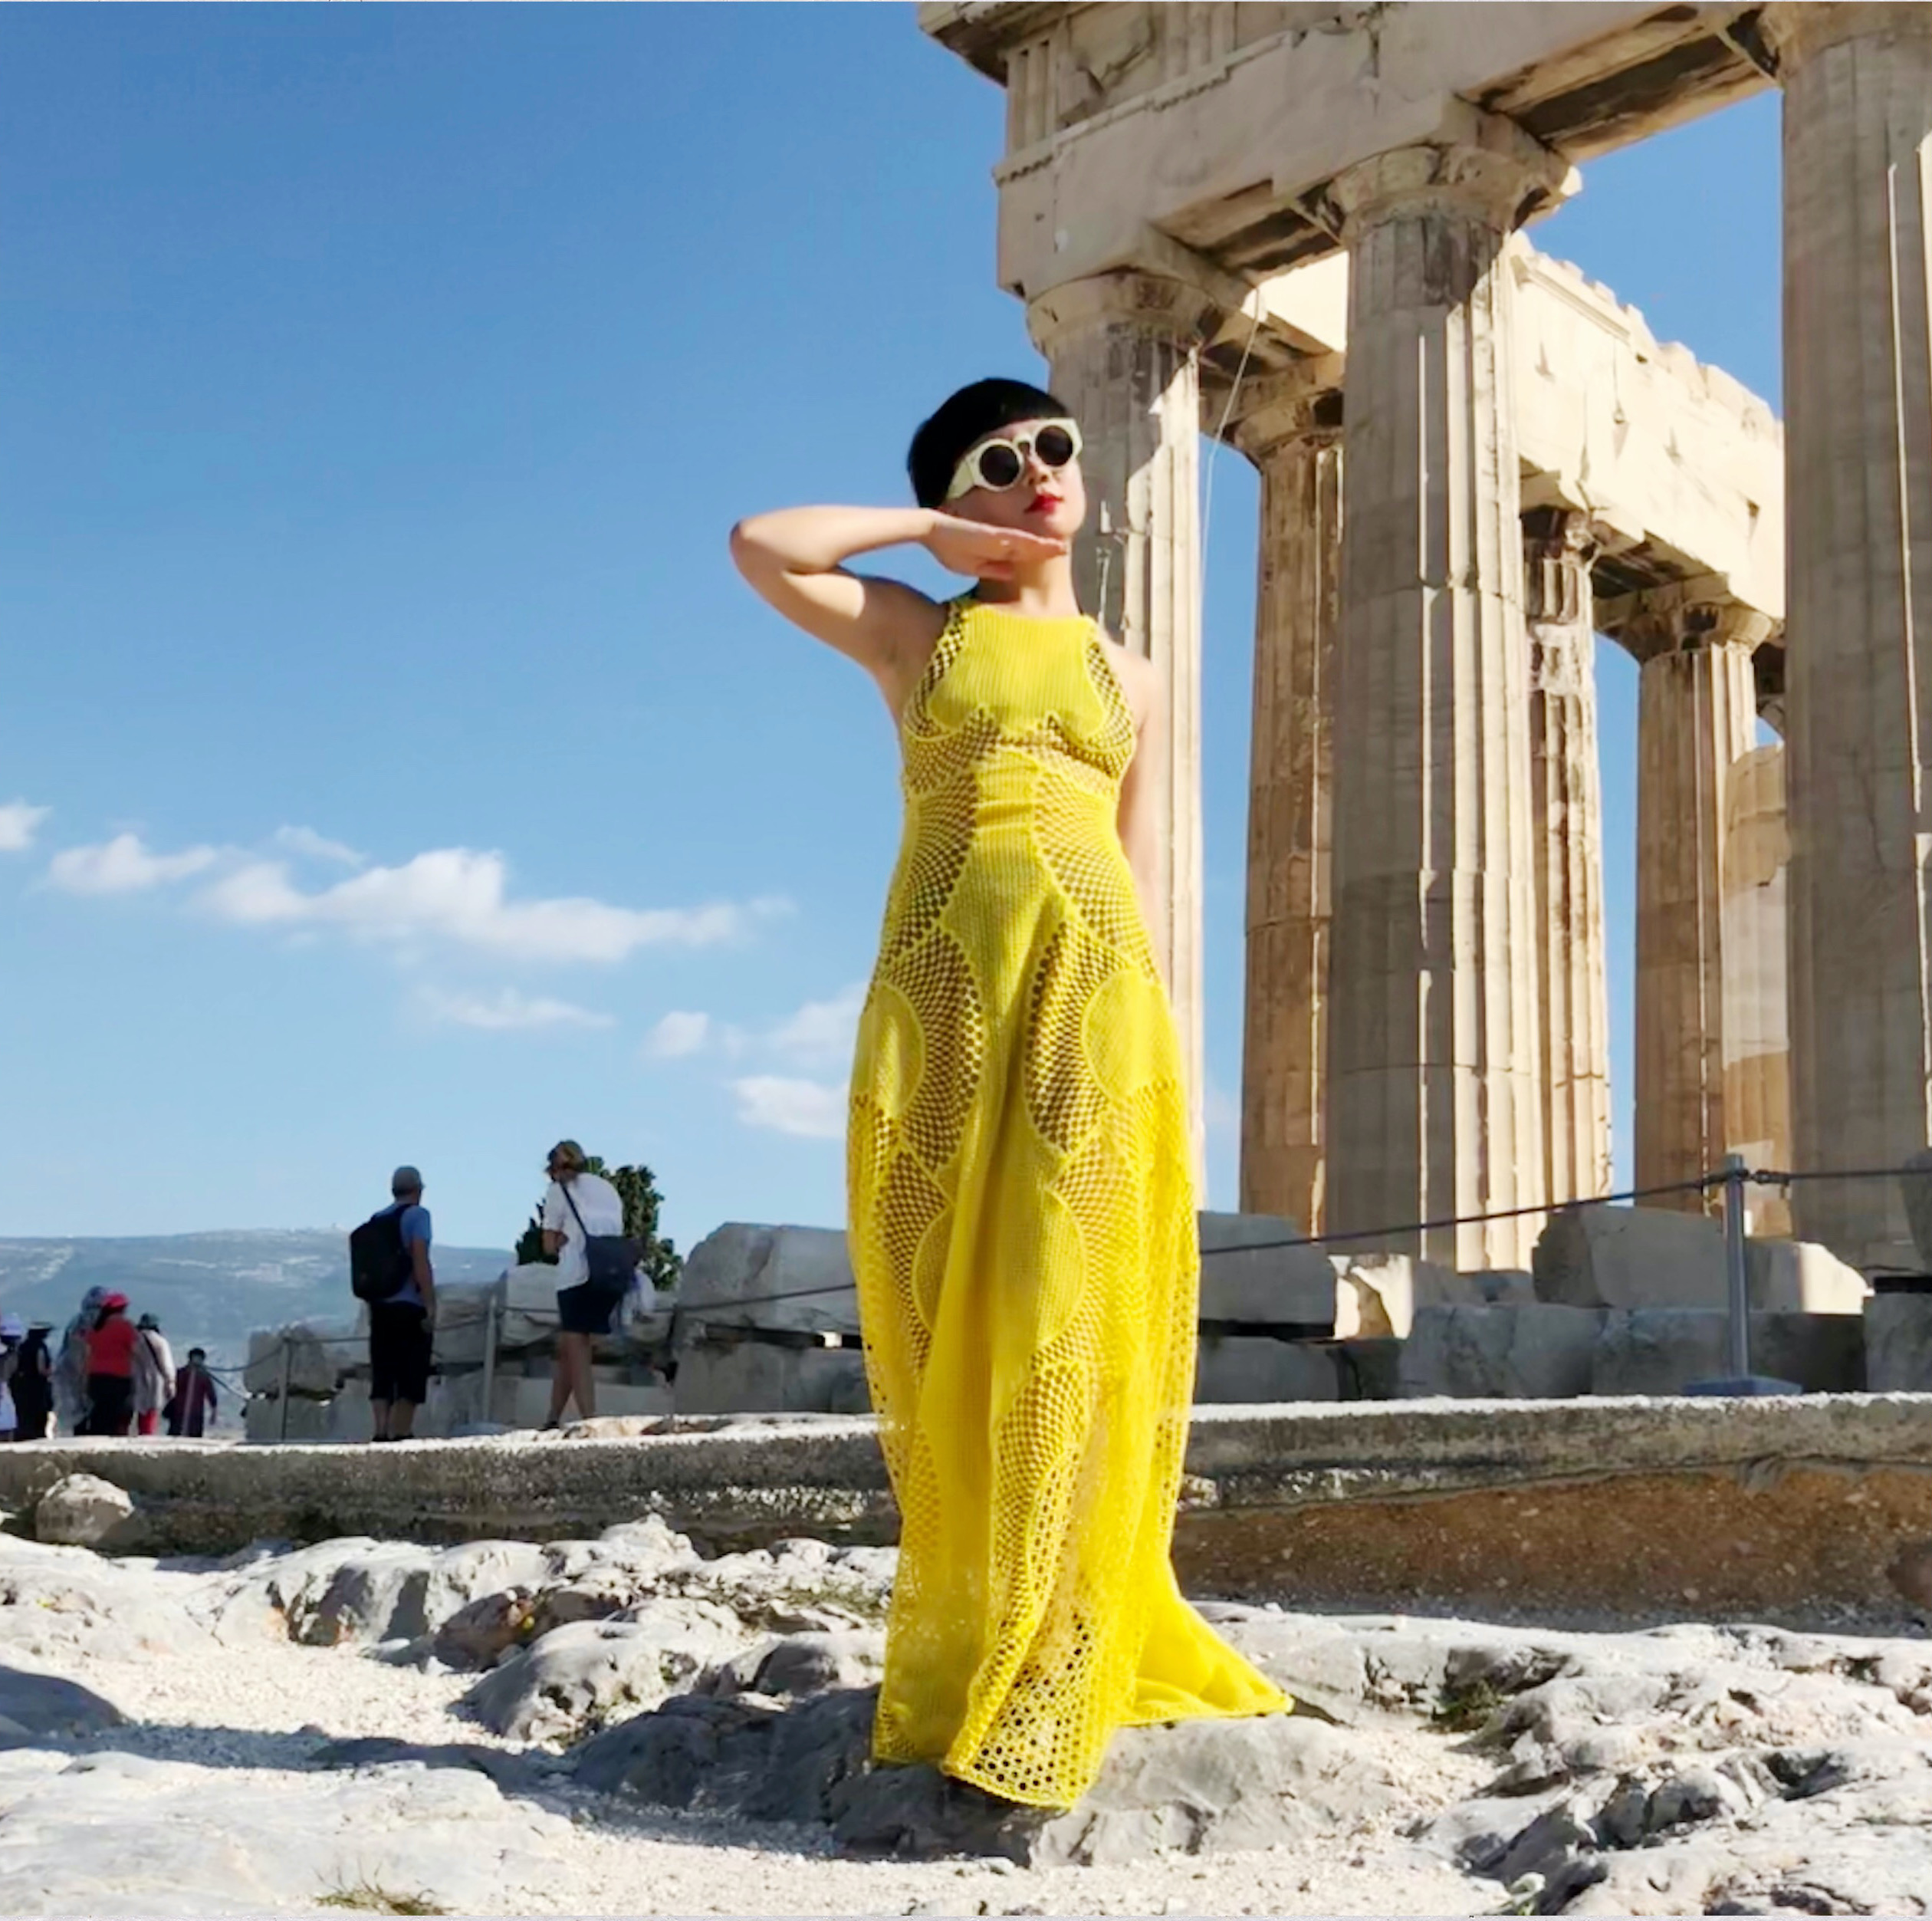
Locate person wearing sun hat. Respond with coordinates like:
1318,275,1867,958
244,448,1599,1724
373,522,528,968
83,1291,138,1436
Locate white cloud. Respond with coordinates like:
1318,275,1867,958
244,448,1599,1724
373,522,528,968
196,847,755,963
48,834,221,896
767,982,867,1068
644,1011,711,1060
0,801,51,854
274,824,364,867
731,1074,847,1141
419,987,615,1032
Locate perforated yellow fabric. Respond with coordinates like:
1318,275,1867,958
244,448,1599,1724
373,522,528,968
848,597,1290,1810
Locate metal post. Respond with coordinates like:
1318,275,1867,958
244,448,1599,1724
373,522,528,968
276,1339,291,1443
1723,1152,1751,1378
1686,1155,1802,1396
480,1293,499,1423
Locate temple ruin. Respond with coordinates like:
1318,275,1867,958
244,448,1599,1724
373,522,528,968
918,1,1928,1275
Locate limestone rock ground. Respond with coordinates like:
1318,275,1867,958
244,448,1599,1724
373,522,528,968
0,1518,1925,1916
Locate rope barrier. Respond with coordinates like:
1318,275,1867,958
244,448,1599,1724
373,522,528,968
171,1156,1932,1394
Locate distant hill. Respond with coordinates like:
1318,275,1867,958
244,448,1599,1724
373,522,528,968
0,1231,513,1372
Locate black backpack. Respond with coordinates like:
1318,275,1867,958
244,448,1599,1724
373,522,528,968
349,1206,413,1304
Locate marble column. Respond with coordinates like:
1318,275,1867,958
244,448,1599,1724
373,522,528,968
1225,361,1344,1232
1525,508,1613,1207
1323,130,1569,1268
1766,2,1932,1268
1631,604,1765,1212
1028,274,1214,1166
1722,741,1795,1236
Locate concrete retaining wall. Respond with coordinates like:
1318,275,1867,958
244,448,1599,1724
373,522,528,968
8,1396,1932,1620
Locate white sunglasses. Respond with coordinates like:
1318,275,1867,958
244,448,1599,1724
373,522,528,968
944,419,1083,502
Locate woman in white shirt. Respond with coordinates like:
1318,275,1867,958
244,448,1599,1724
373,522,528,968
539,1139,627,1427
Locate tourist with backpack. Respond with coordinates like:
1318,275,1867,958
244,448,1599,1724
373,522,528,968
537,1140,635,1429
349,1166,436,1442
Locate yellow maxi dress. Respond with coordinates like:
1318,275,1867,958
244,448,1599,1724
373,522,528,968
847,597,1289,1810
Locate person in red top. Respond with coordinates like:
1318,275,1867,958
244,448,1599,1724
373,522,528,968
84,1294,138,1436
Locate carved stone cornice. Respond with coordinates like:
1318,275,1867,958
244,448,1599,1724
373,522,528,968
1762,2,1932,73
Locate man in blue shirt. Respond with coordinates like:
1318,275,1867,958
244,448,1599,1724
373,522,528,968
370,1166,436,1442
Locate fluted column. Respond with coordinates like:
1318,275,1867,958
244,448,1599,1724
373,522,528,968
1323,130,1570,1268
1028,275,1213,1164
1630,602,1765,1211
1526,508,1613,1206
1225,361,1344,1232
1722,741,1795,1235
1766,2,1932,1268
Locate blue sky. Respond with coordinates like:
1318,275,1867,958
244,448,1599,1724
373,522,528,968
0,6,1781,1254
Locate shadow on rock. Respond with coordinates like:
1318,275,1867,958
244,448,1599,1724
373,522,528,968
0,1664,127,1746
570,1686,1396,1866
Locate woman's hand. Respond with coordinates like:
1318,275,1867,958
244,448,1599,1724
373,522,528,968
922,513,1069,581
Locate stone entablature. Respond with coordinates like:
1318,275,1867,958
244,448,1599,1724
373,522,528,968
922,3,1772,297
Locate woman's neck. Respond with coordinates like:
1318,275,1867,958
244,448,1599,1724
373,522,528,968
971,555,1083,620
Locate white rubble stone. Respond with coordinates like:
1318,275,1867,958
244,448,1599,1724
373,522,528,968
33,1474,136,1548
458,1600,746,1742
1330,1253,1483,1338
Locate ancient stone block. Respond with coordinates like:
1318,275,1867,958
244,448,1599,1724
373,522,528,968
1590,1310,1864,1396
1898,1151,1932,1272
1193,1336,1336,1404
1330,1338,1402,1400
242,1320,361,1396
673,1340,869,1417
1196,1212,1335,1326
680,1225,858,1337
1533,1206,1867,1312
1863,1291,1932,1394
1398,1305,1603,1400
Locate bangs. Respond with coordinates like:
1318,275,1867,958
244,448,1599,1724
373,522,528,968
907,377,1074,508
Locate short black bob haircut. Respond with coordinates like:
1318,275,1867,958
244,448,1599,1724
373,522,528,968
908,377,1075,511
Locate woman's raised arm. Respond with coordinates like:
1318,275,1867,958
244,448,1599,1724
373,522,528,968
729,505,945,688
730,505,1069,706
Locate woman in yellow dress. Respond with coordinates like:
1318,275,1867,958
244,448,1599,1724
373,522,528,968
730,379,1287,1810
